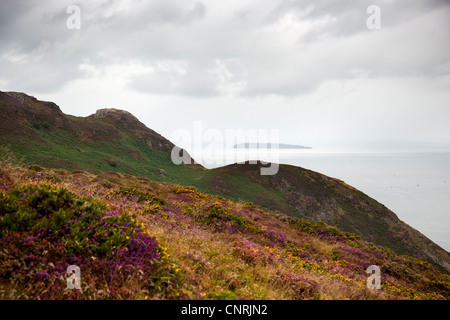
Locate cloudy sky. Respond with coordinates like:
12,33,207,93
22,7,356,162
1,0,450,158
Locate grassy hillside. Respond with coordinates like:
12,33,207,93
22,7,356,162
1,164,449,300
0,91,205,186
1,90,449,273
5,124,203,185
193,162,450,273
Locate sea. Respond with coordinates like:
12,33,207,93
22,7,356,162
196,147,450,252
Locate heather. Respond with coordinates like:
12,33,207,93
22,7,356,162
0,165,449,300
0,171,178,299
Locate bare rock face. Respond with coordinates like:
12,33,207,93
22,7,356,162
91,108,146,131
93,108,138,121
5,92,35,106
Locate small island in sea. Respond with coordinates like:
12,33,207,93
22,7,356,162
233,143,312,149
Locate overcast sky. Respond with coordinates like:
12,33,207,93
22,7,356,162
1,0,450,157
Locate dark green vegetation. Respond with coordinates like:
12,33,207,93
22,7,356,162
1,90,449,274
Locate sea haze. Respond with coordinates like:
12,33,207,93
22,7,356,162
201,148,450,252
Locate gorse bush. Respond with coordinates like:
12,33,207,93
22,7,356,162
109,186,166,205
0,183,177,299
204,202,286,245
205,202,253,232
287,218,361,243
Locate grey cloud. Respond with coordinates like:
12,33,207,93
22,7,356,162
235,0,450,96
270,0,450,40
129,61,219,97
0,0,449,98
0,0,208,93
184,2,207,23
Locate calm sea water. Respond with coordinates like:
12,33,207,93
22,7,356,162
198,148,450,252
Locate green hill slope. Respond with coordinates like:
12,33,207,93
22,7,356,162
0,91,204,185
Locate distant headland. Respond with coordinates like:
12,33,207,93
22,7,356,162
233,143,312,149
